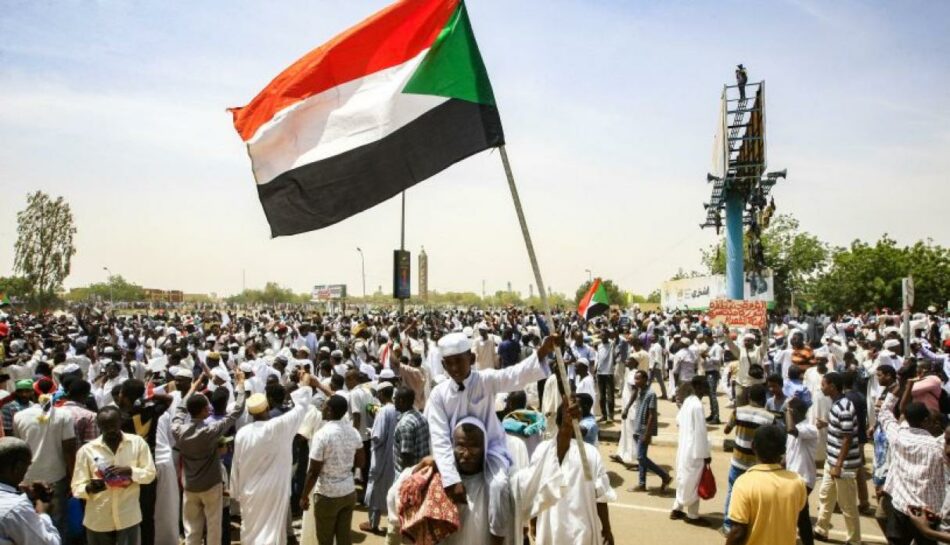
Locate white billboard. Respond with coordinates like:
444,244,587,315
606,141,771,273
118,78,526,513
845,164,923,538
311,284,347,302
661,271,774,311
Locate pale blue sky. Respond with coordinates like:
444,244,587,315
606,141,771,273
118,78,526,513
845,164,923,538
2,0,948,298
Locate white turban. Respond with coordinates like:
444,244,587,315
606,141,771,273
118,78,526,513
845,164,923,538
438,332,472,358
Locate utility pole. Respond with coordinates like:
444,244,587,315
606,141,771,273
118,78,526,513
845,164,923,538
356,247,366,297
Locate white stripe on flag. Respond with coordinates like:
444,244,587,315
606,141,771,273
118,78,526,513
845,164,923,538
247,48,449,185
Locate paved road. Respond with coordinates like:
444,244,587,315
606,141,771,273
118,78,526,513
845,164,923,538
236,389,887,544
279,444,887,544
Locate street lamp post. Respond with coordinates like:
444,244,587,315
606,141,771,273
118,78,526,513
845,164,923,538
585,269,592,283
356,248,366,297
102,266,114,306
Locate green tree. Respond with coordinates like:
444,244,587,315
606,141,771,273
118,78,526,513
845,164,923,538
701,214,829,310
574,279,625,306
226,282,307,305
646,289,661,304
13,191,77,307
0,276,33,300
808,236,950,313
66,275,146,303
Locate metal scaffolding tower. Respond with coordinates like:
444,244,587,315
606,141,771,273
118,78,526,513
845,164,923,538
701,79,786,300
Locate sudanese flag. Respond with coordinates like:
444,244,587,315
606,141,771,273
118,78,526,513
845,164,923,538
230,0,503,237
578,279,610,321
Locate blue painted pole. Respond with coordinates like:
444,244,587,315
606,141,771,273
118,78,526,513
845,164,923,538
725,190,744,300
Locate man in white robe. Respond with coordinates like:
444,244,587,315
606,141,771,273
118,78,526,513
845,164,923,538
387,417,500,545
152,382,182,545
425,332,557,541
231,373,316,545
671,382,711,524
613,356,639,465
514,395,616,545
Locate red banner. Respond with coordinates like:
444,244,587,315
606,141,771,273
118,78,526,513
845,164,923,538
708,299,767,330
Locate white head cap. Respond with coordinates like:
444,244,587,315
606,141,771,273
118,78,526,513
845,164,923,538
438,332,472,358
883,339,900,350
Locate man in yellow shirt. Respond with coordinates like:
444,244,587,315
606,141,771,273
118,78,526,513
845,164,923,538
70,406,156,545
726,424,807,545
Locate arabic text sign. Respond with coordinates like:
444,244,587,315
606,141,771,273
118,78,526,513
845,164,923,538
708,299,767,330
311,284,347,301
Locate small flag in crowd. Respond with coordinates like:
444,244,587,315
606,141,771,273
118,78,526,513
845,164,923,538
577,279,609,320
230,0,503,237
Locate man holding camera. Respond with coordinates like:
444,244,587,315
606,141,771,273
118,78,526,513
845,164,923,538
0,437,62,544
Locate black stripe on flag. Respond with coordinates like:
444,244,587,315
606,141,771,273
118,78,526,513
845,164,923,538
257,98,504,237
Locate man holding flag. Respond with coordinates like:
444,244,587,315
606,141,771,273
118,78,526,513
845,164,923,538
230,0,597,540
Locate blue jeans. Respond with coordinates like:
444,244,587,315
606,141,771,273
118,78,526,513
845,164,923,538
722,464,746,531
649,368,668,398
705,371,720,421
637,439,669,486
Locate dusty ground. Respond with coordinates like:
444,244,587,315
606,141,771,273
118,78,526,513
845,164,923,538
230,390,887,544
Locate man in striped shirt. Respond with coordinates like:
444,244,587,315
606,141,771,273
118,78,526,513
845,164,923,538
877,382,946,545
814,372,862,544
721,383,776,534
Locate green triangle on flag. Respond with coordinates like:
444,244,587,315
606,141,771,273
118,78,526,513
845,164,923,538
402,1,496,106
578,279,609,320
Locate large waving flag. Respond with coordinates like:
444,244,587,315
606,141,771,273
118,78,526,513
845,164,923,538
230,0,503,237
578,279,610,321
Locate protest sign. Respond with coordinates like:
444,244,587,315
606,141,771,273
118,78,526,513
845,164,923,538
708,299,767,330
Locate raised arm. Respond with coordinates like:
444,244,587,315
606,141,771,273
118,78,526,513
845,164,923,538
482,335,558,394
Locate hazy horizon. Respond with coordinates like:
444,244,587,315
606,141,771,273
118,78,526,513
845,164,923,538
3,0,948,299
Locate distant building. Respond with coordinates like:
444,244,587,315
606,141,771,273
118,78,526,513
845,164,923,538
143,288,184,303
418,247,429,301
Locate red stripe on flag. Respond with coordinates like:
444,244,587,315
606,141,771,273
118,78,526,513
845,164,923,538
578,278,602,316
230,0,459,142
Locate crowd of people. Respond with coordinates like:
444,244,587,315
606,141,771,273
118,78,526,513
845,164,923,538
0,303,947,545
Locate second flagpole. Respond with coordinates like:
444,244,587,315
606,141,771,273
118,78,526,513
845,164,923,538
498,144,593,481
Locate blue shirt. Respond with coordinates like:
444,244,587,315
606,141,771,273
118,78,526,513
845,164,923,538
498,339,521,368
580,415,599,446
782,380,812,409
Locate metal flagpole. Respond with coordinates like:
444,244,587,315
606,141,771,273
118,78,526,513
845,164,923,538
400,191,406,315
499,144,593,480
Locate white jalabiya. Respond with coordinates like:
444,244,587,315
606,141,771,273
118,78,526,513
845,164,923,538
442,473,490,545
506,434,530,472
425,352,548,490
541,375,562,440
232,386,312,545
672,395,709,516
803,367,830,463
153,392,182,545
297,406,323,545
386,468,493,545
514,438,617,545
615,369,638,464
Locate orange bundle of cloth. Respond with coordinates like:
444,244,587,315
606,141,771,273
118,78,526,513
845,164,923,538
398,466,460,545
791,346,814,370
